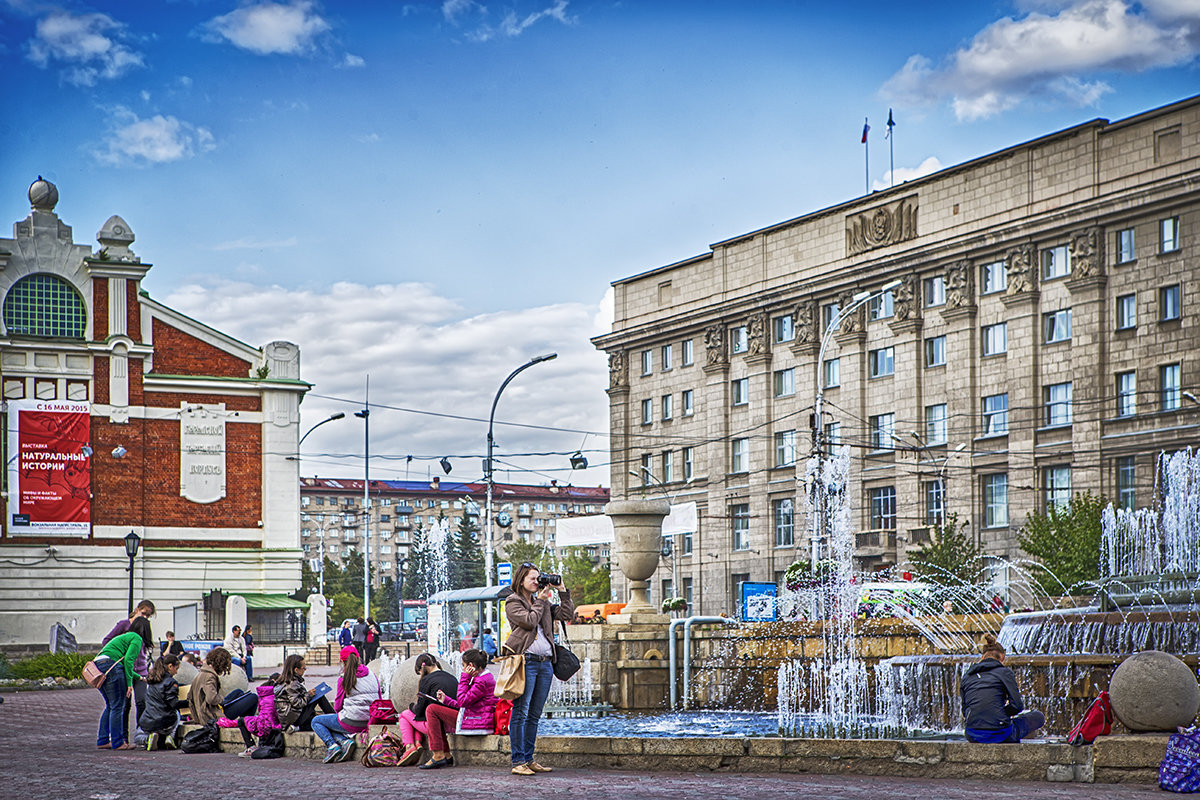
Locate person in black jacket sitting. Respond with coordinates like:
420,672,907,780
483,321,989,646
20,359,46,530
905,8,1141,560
139,655,190,749
961,634,1044,743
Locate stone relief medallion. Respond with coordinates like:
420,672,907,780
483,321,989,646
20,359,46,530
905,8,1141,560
944,260,975,309
1070,227,1104,280
892,275,916,322
608,351,628,389
704,325,727,366
846,195,919,256
794,300,815,345
1006,244,1036,296
747,313,767,355
836,292,864,334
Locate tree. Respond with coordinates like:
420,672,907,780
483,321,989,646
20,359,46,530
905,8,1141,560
909,513,982,585
402,527,429,600
1019,491,1105,596
500,540,555,571
453,515,485,589
374,576,400,622
560,548,611,604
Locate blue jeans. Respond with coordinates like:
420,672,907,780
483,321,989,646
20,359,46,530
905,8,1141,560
95,658,128,748
310,713,352,748
509,657,554,765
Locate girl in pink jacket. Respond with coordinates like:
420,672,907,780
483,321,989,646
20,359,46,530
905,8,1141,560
420,649,497,769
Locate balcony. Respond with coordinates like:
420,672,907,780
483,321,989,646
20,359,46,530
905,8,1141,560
855,529,896,557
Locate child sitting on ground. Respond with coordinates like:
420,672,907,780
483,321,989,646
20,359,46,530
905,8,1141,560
139,654,190,750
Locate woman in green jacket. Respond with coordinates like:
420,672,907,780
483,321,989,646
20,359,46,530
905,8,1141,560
94,616,153,749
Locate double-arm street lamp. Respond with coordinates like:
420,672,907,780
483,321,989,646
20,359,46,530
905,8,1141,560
484,353,557,627
808,279,901,566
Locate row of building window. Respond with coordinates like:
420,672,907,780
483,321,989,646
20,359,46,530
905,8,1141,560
635,219,1185,380
642,370,1183,481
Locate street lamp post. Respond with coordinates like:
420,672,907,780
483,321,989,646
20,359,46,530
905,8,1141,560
485,353,557,628
808,280,901,567
123,530,142,616
355,378,370,621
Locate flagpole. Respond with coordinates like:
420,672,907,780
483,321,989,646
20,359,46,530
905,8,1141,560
887,108,895,189
863,117,869,195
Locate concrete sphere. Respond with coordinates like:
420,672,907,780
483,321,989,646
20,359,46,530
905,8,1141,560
28,177,58,210
174,660,199,686
387,653,457,712
186,663,249,700
1110,650,1200,732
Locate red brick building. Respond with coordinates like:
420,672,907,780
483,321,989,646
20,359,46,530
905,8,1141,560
0,178,309,646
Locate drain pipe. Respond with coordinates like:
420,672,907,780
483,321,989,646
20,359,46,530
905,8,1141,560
673,616,733,710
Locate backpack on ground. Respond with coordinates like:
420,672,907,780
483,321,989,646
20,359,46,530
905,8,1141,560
180,721,221,754
1160,727,1200,793
360,726,405,767
251,728,285,760
368,699,397,725
1066,690,1113,745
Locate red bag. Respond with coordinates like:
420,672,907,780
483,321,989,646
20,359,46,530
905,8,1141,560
494,698,513,736
368,699,398,725
1066,690,1113,745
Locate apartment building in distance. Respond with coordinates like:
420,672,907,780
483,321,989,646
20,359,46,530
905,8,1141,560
593,96,1200,616
299,477,610,585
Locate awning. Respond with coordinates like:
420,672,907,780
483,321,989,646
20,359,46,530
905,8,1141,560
428,585,514,604
239,593,309,610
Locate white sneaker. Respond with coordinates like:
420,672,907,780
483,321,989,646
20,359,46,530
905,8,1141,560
237,746,258,758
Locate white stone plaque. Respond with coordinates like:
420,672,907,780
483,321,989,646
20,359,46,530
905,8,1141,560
180,403,226,504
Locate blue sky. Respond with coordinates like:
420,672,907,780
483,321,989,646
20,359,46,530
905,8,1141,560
2,0,1198,486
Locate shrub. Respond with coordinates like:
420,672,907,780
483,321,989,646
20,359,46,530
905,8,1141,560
10,651,95,680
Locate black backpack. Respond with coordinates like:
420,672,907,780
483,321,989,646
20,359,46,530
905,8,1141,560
251,728,286,759
180,721,220,754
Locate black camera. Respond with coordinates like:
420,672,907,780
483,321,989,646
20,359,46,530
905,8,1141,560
536,573,562,588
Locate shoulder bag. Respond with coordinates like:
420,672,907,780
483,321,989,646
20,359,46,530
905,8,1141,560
552,621,581,681
368,677,397,725
82,658,119,688
493,646,526,700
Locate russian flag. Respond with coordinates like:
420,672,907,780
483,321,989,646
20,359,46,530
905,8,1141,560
861,118,870,144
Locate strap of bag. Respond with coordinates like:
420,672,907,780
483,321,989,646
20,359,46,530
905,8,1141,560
558,620,571,645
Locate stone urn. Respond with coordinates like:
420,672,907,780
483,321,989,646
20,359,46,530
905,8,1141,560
1109,650,1200,732
606,498,670,621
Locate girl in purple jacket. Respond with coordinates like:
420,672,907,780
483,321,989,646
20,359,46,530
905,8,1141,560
421,649,497,769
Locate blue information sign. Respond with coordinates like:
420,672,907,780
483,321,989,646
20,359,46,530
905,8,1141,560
739,581,778,622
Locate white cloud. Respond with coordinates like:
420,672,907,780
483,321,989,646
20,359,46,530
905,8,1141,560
444,0,575,42
872,156,945,192
340,53,365,68
881,0,1200,120
355,132,381,144
95,108,215,166
161,279,611,486
26,9,144,86
201,1,331,55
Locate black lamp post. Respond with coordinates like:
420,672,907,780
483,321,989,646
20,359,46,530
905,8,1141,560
123,530,142,616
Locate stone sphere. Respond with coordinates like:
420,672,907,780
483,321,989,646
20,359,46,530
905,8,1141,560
186,662,249,699
28,177,58,210
387,653,457,712
174,660,199,686
1110,650,1200,732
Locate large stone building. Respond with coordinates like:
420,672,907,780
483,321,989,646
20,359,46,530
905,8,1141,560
0,179,308,648
593,96,1200,615
299,477,610,584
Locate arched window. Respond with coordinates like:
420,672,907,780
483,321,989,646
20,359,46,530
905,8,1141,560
3,274,88,338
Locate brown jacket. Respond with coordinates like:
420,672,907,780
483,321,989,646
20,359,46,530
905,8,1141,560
503,588,574,662
189,664,223,725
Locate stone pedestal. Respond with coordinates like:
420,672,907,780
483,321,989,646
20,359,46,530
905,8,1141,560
606,498,671,621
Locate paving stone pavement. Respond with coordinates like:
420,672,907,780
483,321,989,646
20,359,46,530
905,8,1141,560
0,687,1163,799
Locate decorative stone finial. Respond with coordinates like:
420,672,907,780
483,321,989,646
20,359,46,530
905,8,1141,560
29,176,59,211
96,215,138,261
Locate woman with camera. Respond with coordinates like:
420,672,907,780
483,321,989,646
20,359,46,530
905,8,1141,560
503,562,574,776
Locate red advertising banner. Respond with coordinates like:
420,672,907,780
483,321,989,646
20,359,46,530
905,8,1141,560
6,400,91,535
